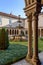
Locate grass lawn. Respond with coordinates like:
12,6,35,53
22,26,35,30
10,38,43,52
0,38,43,65
0,44,27,65
38,38,43,51
10,41,27,46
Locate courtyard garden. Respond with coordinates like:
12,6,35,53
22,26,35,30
0,38,43,65
0,44,27,65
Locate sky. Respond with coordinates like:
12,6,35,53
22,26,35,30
0,0,43,18
0,0,26,18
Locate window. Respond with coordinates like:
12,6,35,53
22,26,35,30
9,18,12,25
0,16,2,25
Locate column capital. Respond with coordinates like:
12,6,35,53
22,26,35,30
27,13,32,18
32,12,39,21
27,13,32,22
32,12,39,16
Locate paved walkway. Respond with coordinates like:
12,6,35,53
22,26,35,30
39,52,43,65
11,52,43,65
11,59,31,65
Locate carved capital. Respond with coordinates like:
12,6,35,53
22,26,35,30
32,12,39,21
33,12,39,16
27,13,32,22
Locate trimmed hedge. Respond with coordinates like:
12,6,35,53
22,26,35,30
0,44,27,65
0,28,9,50
40,37,43,40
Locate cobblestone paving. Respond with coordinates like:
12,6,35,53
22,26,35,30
11,52,43,65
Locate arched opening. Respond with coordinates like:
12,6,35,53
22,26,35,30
10,29,11,35
15,30,16,35
12,30,14,35
21,30,24,36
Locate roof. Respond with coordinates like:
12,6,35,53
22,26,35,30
15,25,24,29
0,12,25,20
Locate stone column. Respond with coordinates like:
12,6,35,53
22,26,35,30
26,13,32,62
32,12,41,65
19,29,20,35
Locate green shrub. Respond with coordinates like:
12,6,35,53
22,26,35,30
0,28,9,50
40,37,43,41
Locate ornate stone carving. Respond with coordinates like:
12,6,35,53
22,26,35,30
24,0,43,65
31,12,41,65
26,13,32,62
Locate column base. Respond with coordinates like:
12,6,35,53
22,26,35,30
26,54,32,63
31,56,41,65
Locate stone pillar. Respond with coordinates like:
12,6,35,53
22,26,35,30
40,29,41,38
18,29,20,37
26,13,32,62
32,12,41,65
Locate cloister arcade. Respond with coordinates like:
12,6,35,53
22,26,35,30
24,0,43,65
